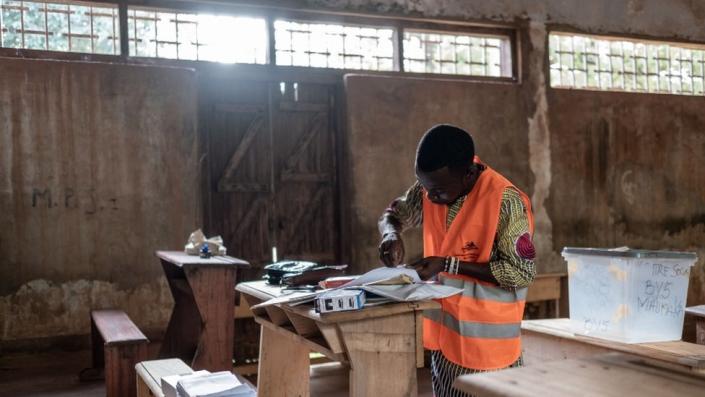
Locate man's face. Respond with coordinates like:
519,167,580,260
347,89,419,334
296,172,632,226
416,166,469,205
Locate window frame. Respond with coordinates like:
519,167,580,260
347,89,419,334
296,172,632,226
547,27,705,96
0,0,520,83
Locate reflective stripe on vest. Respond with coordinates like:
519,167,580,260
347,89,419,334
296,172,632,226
423,309,521,339
422,158,534,370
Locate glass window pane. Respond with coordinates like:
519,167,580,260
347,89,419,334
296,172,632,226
0,1,118,54
548,32,705,96
402,30,510,77
274,19,394,71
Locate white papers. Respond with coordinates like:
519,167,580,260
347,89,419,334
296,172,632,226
163,371,255,397
359,283,462,301
339,266,421,288
162,371,210,397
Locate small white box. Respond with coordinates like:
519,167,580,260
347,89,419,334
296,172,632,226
316,289,365,313
562,247,697,343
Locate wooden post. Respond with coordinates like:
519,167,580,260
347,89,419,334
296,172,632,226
257,325,310,397
340,312,418,397
105,342,148,397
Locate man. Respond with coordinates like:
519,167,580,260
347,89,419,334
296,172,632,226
378,124,535,397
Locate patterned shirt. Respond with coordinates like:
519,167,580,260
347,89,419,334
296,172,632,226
383,179,536,289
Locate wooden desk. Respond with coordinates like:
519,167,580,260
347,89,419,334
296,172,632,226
522,318,705,373
236,280,439,397
453,353,705,397
157,251,249,371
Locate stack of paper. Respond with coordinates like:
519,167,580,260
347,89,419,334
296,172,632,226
162,371,255,397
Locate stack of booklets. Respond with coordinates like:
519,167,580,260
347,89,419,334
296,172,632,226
162,370,255,397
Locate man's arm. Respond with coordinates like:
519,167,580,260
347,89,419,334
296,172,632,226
410,189,536,288
488,188,536,289
378,182,423,266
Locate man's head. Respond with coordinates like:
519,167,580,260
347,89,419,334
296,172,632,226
415,124,478,205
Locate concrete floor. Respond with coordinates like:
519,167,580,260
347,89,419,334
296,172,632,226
0,349,434,397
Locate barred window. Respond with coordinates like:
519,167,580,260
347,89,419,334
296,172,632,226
127,7,267,64
274,20,395,71
549,33,705,96
0,0,119,54
403,30,510,77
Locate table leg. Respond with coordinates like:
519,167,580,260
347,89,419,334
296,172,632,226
187,266,236,371
159,262,201,363
339,312,418,397
257,325,310,397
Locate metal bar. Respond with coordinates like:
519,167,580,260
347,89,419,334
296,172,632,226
266,14,275,65
44,2,49,50
20,0,25,48
89,5,94,52
118,0,127,56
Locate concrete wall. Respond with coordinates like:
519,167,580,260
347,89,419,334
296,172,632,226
340,0,705,306
0,58,198,344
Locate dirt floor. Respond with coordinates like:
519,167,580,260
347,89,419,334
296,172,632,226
0,349,434,397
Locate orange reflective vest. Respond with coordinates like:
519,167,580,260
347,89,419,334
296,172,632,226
422,159,534,370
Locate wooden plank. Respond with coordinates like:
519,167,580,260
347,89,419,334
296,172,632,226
264,305,292,327
526,273,562,302
257,323,311,397
286,311,322,337
279,101,328,112
217,115,264,192
415,311,424,368
135,359,193,397
453,353,705,397
318,323,345,354
255,317,347,363
156,251,249,268
339,311,418,397
92,310,148,345
186,266,236,371
234,298,254,319
522,319,705,371
686,306,705,345
105,343,148,397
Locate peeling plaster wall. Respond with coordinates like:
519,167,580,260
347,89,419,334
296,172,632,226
0,58,198,342
339,0,705,306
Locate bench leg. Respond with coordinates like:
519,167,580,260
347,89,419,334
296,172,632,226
105,343,149,397
91,318,104,369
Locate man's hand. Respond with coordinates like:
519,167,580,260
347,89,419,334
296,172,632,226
408,256,446,280
378,233,405,267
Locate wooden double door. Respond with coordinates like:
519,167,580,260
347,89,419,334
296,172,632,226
201,78,341,272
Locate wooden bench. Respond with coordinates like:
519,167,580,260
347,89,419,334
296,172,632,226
88,309,149,397
136,358,255,397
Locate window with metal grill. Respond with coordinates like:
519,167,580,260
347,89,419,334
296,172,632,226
402,29,511,77
549,32,705,96
274,20,395,71
0,0,119,54
127,7,267,64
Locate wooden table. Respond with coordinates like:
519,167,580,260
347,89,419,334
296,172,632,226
236,280,439,397
521,318,705,373
157,251,249,372
453,352,705,397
